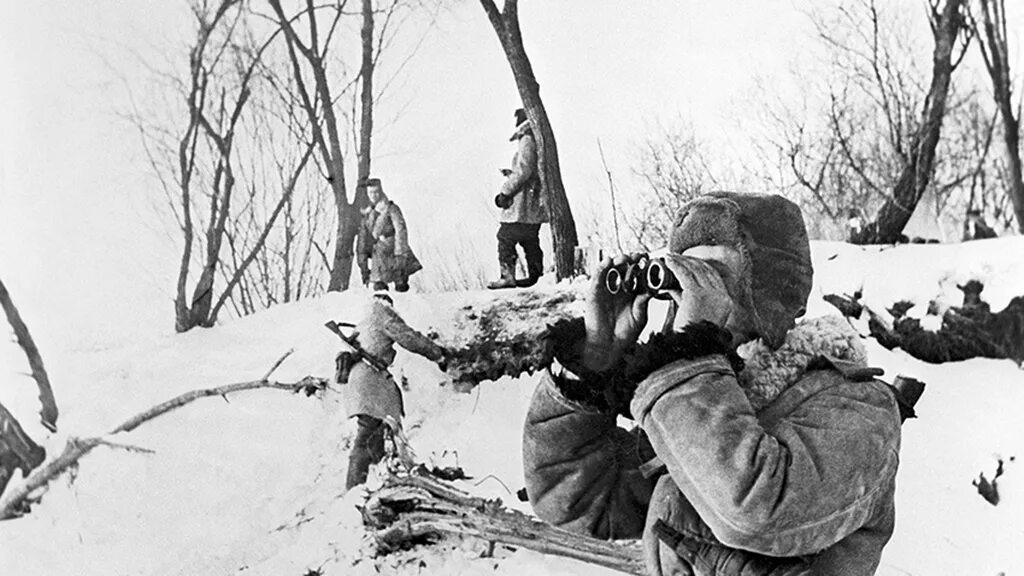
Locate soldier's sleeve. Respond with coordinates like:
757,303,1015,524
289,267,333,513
381,305,443,362
389,204,410,257
523,371,655,540
499,133,538,197
357,218,372,258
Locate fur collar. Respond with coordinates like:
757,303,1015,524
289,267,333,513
510,120,532,141
736,315,867,411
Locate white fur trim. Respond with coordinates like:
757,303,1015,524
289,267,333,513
737,315,867,411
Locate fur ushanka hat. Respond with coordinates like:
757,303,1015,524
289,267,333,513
668,192,813,350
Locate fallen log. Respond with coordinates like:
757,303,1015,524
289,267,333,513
437,287,586,385
362,471,645,575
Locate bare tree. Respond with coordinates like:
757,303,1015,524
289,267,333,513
268,0,360,291
357,0,375,185
157,0,282,331
759,0,979,241
971,0,1024,233
127,0,327,331
479,0,579,280
851,0,973,243
267,0,430,291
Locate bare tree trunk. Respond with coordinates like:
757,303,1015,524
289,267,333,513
269,0,357,292
852,0,970,243
357,0,375,187
480,0,579,280
974,0,1024,233
328,0,379,294
173,30,207,332
0,278,58,431
171,0,275,332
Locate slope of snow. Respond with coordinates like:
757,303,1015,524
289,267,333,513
2,238,1022,575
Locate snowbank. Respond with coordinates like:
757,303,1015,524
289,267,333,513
2,238,1022,575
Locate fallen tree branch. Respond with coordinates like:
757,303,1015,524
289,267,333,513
112,349,296,433
363,472,645,575
0,350,326,520
0,276,58,431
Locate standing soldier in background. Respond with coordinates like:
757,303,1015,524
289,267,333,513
341,291,448,490
845,208,864,243
488,108,547,289
963,208,998,241
360,178,422,292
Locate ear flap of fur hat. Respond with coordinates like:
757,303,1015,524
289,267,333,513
668,192,813,349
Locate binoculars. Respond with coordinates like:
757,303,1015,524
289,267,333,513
604,256,679,296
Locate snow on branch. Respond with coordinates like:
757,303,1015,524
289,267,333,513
440,288,585,385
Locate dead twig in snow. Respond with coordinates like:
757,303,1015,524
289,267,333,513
0,350,325,520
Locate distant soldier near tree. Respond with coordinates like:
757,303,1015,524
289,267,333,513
846,209,864,243
963,208,998,241
358,178,423,292
488,108,547,289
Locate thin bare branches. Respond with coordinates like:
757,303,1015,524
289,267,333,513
970,0,1024,232
596,139,623,253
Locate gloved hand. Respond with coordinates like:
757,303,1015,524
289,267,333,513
582,253,653,372
657,252,737,333
494,193,514,209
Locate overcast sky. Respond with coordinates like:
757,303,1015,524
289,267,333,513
1,0,1015,350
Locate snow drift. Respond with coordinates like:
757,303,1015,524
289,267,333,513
1,237,1022,575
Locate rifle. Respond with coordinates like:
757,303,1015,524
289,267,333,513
324,320,390,372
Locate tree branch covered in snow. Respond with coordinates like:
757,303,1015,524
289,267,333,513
363,472,645,575
0,351,326,520
438,289,585,385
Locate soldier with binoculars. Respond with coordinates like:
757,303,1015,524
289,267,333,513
522,192,907,576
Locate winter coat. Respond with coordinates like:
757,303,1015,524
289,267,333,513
523,316,902,576
359,200,423,284
343,299,444,422
963,219,998,241
498,121,547,225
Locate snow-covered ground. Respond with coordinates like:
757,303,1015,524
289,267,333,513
2,237,1022,576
